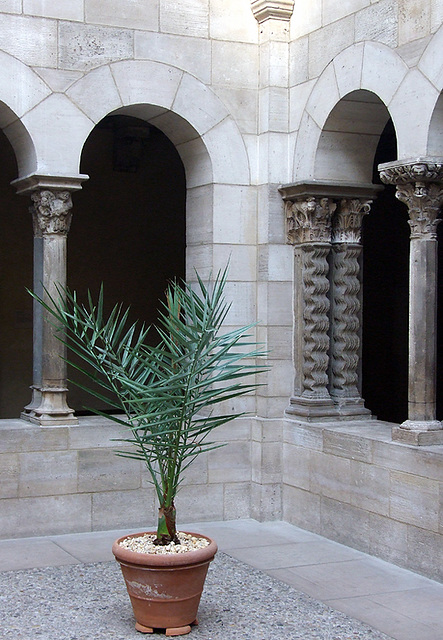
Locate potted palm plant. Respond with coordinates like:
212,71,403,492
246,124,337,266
31,267,266,636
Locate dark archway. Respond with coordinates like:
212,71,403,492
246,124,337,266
68,115,186,413
361,119,409,423
0,128,33,418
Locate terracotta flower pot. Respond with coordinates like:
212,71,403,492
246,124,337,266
112,532,218,636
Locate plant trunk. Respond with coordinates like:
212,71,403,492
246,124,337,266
155,503,179,545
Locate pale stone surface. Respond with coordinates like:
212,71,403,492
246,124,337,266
78,448,141,493
92,488,153,531
33,68,83,94
355,0,398,47
66,65,123,124
308,16,354,79
0,13,56,68
208,441,251,483
310,451,352,502
176,137,213,188
289,36,309,87
349,461,390,516
290,0,321,39
186,184,213,245
175,483,224,522
283,444,312,490
223,482,251,519
0,453,19,498
203,117,250,185
282,484,321,532
24,0,84,21
0,0,20,12
361,41,408,105
333,44,365,98
148,108,199,146
320,496,371,552
111,60,183,110
323,0,370,26
160,0,209,38
323,431,373,463
418,24,443,89
213,244,256,281
135,31,211,84
390,470,439,531
406,524,443,581
399,0,432,46
173,73,228,135
0,51,51,120
212,41,259,89
210,0,258,43
19,451,77,497
58,22,133,71
212,86,258,134
213,184,257,244
368,512,408,566
305,63,340,129
86,0,159,30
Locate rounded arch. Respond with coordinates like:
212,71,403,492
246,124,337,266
28,59,250,188
0,50,47,177
292,41,439,180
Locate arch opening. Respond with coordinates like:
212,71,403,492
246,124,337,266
67,113,186,414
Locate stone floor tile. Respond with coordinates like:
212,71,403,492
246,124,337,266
49,528,135,563
325,595,442,640
369,586,443,627
226,539,362,570
0,538,78,571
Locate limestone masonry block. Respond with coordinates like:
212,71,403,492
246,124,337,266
213,184,257,244
19,450,77,498
332,43,364,98
160,0,208,39
135,32,211,84
289,37,309,87
282,484,321,532
186,185,213,245
58,22,133,71
203,118,250,185
111,60,183,110
349,460,390,516
305,64,340,129
406,525,443,582
0,13,56,68
399,0,431,46
212,86,258,134
213,244,256,281
283,443,311,490
92,488,152,531
24,0,84,21
355,0,398,47
368,511,408,566
320,496,370,552
0,494,92,538
0,453,19,499
77,448,141,493
290,0,321,40
212,41,259,89
67,66,123,124
390,470,439,531
210,0,258,43
224,482,251,520
322,0,370,26
361,41,408,105
86,0,159,31
310,451,352,503
173,74,228,136
323,431,373,463
175,483,224,522
283,421,324,451
308,16,354,79
208,441,251,483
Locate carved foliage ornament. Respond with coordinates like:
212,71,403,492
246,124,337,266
332,199,372,244
31,189,73,237
396,182,443,239
285,197,336,245
379,162,443,185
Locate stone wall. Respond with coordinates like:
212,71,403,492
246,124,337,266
0,416,253,538
282,418,443,582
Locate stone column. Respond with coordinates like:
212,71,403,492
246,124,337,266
379,159,443,445
13,174,88,426
329,198,372,417
283,193,338,419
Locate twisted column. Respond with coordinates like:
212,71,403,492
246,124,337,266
380,159,443,444
284,195,338,419
329,198,372,417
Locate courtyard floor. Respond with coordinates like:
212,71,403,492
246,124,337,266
0,519,442,639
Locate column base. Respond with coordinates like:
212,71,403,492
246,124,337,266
392,423,443,445
285,396,339,422
21,387,78,426
331,397,372,420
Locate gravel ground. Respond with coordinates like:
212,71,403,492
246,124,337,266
0,552,392,640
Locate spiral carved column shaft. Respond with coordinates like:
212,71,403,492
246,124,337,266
380,159,443,444
284,195,338,419
329,198,372,417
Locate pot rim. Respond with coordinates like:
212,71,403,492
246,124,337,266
112,531,218,567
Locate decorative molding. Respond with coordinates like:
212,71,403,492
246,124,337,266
379,159,443,240
251,0,294,22
285,197,335,244
379,158,443,185
12,173,88,195
332,198,372,244
31,189,74,237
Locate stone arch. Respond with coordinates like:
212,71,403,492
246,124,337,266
293,42,418,180
420,24,443,156
0,50,47,176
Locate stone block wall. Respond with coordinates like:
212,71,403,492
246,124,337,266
282,418,443,582
0,416,253,538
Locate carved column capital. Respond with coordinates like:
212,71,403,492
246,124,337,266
379,158,443,240
251,0,294,22
285,197,336,244
31,189,74,237
332,198,372,244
